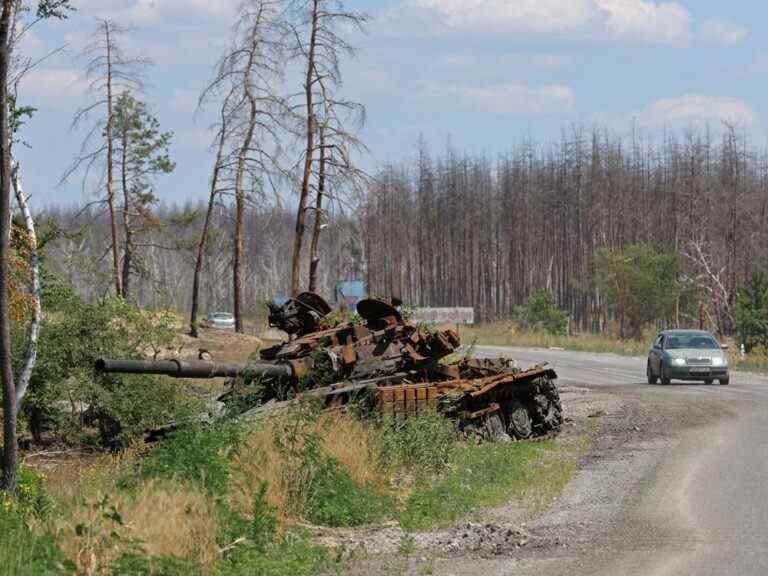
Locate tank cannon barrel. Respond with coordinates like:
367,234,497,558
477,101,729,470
95,358,293,380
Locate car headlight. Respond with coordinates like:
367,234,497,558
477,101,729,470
711,356,726,367
671,357,686,366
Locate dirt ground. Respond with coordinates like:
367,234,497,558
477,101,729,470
321,382,736,576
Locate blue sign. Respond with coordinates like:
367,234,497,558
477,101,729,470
335,281,366,309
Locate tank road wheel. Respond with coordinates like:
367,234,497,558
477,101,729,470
506,400,532,439
483,412,511,442
530,377,564,432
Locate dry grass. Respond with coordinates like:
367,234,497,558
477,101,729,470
39,451,219,574
228,410,384,527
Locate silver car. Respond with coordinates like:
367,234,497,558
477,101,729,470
206,312,235,330
647,329,729,385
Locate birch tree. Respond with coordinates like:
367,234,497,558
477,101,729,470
2,0,72,495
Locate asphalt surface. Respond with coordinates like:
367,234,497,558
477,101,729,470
473,346,768,576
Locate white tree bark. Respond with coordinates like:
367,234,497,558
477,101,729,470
11,161,41,406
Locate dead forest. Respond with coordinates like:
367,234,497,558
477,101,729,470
42,125,768,332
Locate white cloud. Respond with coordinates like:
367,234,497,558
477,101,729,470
411,0,597,34
71,0,236,24
596,0,690,45
636,95,756,127
423,81,576,116
403,0,691,45
700,19,748,46
21,68,90,105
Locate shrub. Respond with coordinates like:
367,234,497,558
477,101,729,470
14,274,195,446
377,412,456,478
141,422,242,494
305,456,390,527
16,464,51,520
512,290,568,336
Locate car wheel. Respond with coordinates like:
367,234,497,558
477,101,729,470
646,362,657,384
660,364,671,386
719,377,730,386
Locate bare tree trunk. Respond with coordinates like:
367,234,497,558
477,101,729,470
104,22,121,297
0,0,16,494
190,120,227,337
11,163,40,407
232,34,260,334
308,126,326,292
290,0,319,296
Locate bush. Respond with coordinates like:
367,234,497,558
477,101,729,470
734,271,768,353
16,465,51,520
512,290,568,336
13,274,195,446
141,422,242,494
305,456,390,527
377,412,456,477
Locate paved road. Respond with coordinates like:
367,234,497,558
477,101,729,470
474,346,768,576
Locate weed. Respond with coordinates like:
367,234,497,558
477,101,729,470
110,553,200,576
398,534,416,557
141,421,242,494
399,440,582,530
0,505,71,576
305,456,390,527
377,412,456,478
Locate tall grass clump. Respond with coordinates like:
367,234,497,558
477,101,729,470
377,411,456,478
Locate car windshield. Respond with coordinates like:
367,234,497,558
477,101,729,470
665,333,720,350
212,313,233,320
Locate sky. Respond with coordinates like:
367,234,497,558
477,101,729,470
14,0,768,208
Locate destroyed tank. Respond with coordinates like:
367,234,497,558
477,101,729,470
97,293,563,441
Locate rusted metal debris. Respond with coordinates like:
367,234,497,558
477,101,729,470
97,293,563,441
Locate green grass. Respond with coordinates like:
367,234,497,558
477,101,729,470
461,323,652,356
0,506,72,576
399,438,585,531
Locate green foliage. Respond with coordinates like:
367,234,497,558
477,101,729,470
15,465,51,520
735,271,768,352
216,531,330,576
141,422,242,494
0,504,72,576
399,441,555,530
112,92,175,207
305,456,390,527
513,290,568,336
271,402,389,527
217,482,330,576
13,274,193,446
111,553,200,576
593,244,680,339
377,412,456,477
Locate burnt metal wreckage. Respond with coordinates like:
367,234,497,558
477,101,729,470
97,293,563,441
